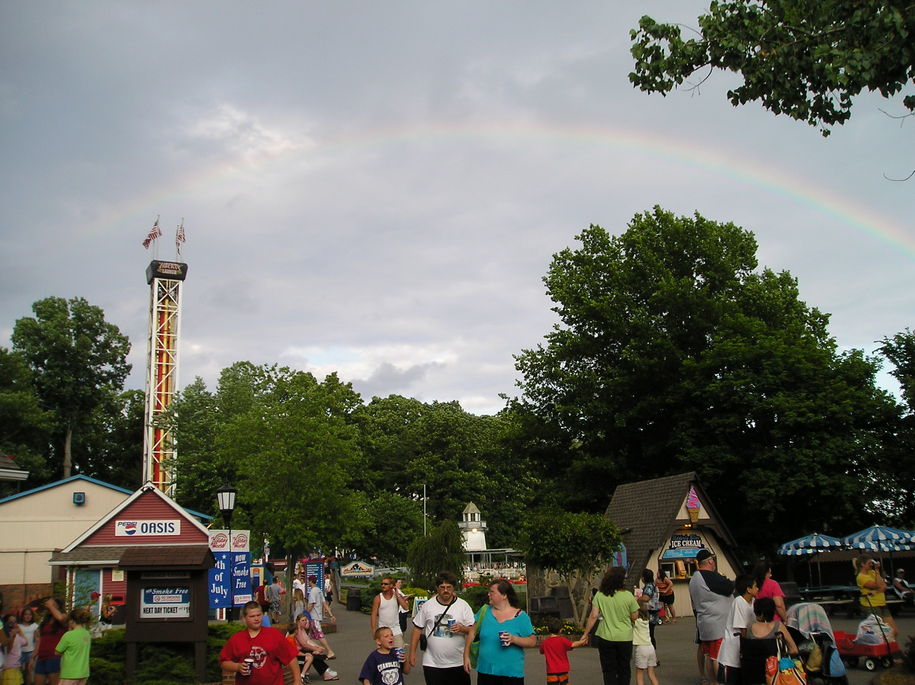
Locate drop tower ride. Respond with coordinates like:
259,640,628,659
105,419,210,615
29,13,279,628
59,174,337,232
142,259,188,496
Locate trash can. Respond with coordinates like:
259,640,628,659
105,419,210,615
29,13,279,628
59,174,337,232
346,589,362,611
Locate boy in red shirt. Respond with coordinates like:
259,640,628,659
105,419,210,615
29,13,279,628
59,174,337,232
538,617,587,685
220,601,300,684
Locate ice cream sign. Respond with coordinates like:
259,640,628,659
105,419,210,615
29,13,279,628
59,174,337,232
115,520,181,536
140,586,190,618
685,486,702,522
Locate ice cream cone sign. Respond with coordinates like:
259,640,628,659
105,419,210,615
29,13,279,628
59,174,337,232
686,486,701,523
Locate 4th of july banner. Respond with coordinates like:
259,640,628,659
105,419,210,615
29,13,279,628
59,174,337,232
208,529,252,608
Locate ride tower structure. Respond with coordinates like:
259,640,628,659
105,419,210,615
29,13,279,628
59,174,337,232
143,259,188,496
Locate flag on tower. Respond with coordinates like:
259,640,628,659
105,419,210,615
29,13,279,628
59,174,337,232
175,220,186,257
142,217,162,249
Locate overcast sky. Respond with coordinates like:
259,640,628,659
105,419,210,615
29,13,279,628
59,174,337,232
1,2,912,415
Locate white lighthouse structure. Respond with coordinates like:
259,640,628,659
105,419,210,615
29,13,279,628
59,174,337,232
459,502,488,551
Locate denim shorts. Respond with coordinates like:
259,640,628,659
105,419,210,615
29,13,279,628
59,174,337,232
35,658,61,675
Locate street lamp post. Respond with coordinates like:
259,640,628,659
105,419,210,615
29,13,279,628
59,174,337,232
216,481,237,618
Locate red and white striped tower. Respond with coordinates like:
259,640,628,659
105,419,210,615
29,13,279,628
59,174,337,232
141,219,188,495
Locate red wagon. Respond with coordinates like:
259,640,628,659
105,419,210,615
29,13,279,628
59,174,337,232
833,630,900,671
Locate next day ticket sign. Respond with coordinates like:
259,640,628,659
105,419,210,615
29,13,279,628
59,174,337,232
141,586,190,618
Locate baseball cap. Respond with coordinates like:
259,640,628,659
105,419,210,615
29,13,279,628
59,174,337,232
695,549,715,564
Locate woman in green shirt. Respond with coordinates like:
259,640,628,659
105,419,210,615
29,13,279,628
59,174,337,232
583,567,639,685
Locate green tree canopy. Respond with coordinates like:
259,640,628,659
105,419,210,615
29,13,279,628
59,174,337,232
11,297,131,478
630,1,915,135
76,389,145,489
356,491,424,565
406,520,466,591
515,207,897,552
354,396,540,549
0,347,53,494
521,509,620,625
880,329,915,413
170,362,366,558
870,329,915,524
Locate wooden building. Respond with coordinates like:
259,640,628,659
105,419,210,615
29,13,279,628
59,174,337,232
605,472,742,618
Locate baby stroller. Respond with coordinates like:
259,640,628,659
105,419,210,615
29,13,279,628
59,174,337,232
785,603,848,685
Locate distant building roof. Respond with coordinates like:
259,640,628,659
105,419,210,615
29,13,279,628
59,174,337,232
0,475,211,521
0,454,29,482
0,474,131,504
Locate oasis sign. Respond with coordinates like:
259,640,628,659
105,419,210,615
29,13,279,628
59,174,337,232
115,520,181,536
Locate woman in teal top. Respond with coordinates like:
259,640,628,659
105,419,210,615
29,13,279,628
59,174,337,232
466,579,536,684
583,567,639,685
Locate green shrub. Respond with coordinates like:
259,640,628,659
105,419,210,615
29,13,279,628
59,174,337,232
134,645,198,683
85,623,246,685
88,655,125,685
460,585,490,612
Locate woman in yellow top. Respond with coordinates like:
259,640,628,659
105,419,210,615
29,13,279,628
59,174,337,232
855,557,897,636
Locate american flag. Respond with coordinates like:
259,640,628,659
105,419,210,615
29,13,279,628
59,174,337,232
175,220,186,256
142,218,162,249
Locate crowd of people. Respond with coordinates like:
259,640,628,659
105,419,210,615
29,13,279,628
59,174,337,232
0,599,91,685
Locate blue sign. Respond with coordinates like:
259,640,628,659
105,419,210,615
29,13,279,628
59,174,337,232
306,561,324,590
208,529,252,609
233,551,252,603
209,551,252,608
209,552,231,608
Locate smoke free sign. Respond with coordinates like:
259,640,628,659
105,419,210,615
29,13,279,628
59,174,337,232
141,587,190,618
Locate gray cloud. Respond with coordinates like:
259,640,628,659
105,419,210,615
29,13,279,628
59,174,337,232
1,1,912,416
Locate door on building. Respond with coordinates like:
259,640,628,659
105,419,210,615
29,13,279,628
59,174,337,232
73,568,101,613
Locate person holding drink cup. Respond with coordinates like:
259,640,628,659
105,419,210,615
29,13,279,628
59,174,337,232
465,579,536,684
220,601,300,684
359,627,411,685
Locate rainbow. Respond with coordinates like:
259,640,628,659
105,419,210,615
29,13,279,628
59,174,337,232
97,121,914,259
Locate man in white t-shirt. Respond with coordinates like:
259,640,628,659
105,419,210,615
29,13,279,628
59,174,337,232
307,574,337,659
716,574,758,685
409,571,474,685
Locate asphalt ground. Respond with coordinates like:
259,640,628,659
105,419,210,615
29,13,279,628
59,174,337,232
303,601,913,685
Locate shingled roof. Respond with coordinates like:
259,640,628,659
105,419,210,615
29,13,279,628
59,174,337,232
604,471,738,584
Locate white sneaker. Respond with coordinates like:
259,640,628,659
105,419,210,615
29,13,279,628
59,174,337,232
323,671,339,681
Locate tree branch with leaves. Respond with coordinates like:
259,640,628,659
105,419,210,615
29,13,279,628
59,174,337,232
521,510,621,627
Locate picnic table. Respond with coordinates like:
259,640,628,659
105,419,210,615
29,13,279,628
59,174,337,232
798,585,860,617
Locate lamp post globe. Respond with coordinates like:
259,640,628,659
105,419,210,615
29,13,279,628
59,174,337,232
216,482,236,528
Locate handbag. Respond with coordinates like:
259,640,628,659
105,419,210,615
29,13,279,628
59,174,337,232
770,633,807,685
468,605,489,669
420,596,456,651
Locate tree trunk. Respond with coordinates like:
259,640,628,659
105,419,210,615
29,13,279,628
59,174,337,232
564,571,592,627
63,423,73,478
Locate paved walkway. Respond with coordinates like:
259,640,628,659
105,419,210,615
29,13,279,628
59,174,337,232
309,599,913,684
